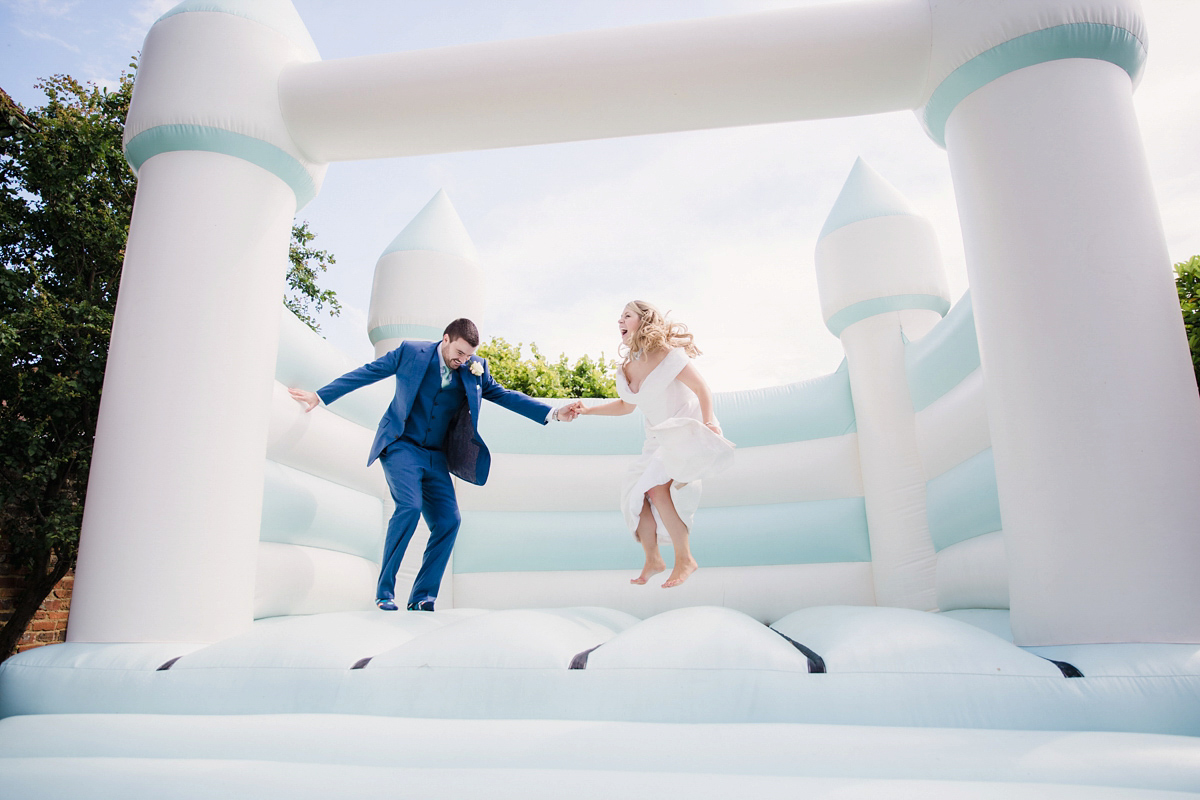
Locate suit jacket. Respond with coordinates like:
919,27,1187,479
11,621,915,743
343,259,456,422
316,340,551,485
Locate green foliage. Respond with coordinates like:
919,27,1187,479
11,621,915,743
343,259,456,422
1176,255,1200,392
285,219,340,334
0,70,137,658
477,337,617,398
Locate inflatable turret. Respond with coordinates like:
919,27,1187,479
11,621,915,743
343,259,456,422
368,190,483,356
815,159,951,610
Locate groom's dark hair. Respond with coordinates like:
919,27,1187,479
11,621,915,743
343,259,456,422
444,318,480,348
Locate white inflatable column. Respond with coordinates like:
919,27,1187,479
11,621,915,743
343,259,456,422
923,2,1200,644
815,160,951,610
69,0,327,642
368,190,484,357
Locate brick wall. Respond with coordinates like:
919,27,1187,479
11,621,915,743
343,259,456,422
0,538,73,655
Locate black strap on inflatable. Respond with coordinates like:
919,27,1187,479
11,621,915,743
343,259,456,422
1043,657,1084,678
569,645,601,670
156,656,181,671
771,629,826,674
351,657,373,670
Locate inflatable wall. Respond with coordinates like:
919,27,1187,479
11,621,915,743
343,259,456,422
250,174,1005,624
2,1,1199,797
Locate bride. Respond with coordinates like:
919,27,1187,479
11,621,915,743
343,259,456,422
571,301,734,588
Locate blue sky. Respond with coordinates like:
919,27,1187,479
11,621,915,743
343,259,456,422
3,0,1198,390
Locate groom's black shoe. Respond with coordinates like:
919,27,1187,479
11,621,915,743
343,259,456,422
407,600,435,612
376,598,399,611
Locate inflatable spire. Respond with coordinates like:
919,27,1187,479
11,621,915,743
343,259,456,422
368,190,485,356
815,158,950,340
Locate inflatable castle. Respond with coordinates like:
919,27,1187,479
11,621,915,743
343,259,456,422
2,1,1199,796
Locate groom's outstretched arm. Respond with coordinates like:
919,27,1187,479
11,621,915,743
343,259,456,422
289,346,405,412
476,358,577,423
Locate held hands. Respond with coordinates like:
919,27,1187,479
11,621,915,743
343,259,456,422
288,388,320,412
554,401,586,422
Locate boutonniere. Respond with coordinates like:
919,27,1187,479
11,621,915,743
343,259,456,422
468,360,484,377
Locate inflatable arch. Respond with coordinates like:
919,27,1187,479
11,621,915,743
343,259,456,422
2,1,1199,796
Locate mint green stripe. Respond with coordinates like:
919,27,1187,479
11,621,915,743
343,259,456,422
923,23,1146,147
926,448,1003,552
905,292,981,412
826,294,950,337
477,368,857,456
125,125,316,209
260,460,383,563
454,498,870,573
368,324,443,346
713,368,857,446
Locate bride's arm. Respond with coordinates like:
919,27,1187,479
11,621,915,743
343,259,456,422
577,399,635,416
677,363,721,435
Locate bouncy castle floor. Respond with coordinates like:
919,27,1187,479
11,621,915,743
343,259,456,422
2,605,1199,798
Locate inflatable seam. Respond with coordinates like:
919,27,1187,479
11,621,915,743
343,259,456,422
826,294,950,337
569,645,601,670
1042,658,1085,678
771,629,826,674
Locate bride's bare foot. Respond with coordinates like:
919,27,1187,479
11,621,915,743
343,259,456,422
662,559,698,588
631,558,666,585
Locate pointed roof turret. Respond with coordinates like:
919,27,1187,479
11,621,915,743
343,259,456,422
818,158,917,241
381,189,479,262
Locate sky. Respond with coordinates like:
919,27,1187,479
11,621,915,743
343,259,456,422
2,0,1198,391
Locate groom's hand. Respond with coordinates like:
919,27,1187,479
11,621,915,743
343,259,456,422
288,388,320,412
561,401,586,421
554,402,581,422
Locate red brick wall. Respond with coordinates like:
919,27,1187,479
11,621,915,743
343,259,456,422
0,538,73,655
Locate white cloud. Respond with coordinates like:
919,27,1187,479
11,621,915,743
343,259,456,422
16,25,80,53
1134,0,1200,264
14,0,77,18
459,107,967,390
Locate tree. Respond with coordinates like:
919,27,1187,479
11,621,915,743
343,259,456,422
286,219,340,333
1177,255,1200,393
0,68,340,659
0,71,136,660
477,337,617,398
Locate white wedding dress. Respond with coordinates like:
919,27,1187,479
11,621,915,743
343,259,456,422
616,347,735,544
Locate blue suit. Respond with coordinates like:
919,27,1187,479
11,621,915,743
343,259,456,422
317,340,550,604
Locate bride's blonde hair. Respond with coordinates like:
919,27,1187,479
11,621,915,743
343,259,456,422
621,300,701,365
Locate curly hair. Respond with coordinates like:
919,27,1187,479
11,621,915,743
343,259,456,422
621,300,701,366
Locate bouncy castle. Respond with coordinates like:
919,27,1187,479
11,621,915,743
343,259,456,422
2,1,1199,796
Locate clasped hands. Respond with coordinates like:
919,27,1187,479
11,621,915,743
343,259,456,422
554,401,587,422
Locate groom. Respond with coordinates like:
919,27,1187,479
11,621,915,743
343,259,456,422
289,318,577,611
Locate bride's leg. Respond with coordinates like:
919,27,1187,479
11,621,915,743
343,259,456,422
631,496,666,585
645,481,698,588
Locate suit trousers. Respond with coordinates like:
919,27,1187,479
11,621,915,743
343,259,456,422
376,440,461,604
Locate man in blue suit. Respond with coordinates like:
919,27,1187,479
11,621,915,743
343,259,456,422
289,318,577,611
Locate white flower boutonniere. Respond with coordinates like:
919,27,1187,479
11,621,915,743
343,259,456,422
468,360,484,377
